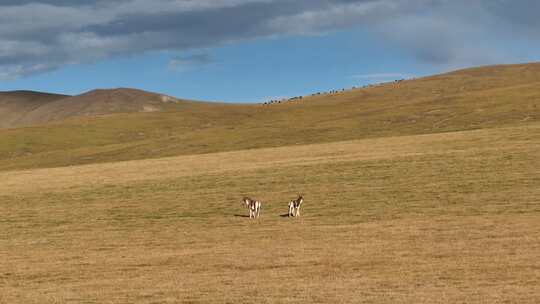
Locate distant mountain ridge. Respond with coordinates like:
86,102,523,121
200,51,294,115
0,88,185,128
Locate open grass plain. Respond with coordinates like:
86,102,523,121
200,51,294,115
1,63,540,303
1,122,539,303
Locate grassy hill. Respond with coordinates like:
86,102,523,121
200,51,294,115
1,63,539,171
0,90,69,128
0,88,191,129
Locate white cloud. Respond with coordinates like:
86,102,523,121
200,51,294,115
168,53,214,71
352,73,413,80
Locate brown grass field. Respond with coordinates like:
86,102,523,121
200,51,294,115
1,121,539,303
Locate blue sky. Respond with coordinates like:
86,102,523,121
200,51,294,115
0,28,425,102
1,1,540,102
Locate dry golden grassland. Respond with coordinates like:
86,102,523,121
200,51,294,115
1,123,539,303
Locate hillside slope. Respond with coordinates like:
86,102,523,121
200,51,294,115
0,91,69,128
0,88,190,128
1,63,539,171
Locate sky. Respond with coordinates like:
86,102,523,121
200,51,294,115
1,0,540,102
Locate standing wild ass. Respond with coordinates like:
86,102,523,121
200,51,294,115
288,195,304,217
242,197,262,218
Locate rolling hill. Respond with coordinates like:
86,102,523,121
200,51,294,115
0,88,189,129
0,62,539,171
0,90,69,128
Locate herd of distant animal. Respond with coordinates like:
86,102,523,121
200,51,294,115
242,195,303,219
262,79,407,105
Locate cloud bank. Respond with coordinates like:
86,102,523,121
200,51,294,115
1,0,539,79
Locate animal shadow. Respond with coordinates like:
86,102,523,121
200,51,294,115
233,214,250,218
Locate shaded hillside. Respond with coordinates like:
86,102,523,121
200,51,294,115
0,88,189,128
0,63,539,171
0,91,69,128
